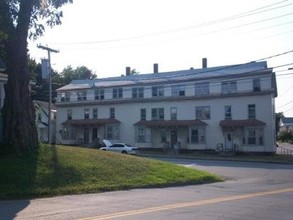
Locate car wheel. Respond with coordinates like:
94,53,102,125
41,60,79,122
121,150,127,154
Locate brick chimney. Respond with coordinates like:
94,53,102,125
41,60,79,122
126,66,131,75
202,58,207,68
154,63,159,73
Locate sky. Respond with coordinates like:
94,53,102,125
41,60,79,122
28,0,293,116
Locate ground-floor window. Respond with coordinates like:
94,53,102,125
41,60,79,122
135,127,151,143
105,124,119,140
189,126,205,144
62,126,76,140
243,127,264,145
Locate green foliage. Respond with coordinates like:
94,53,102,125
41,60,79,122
60,65,97,84
0,145,222,199
278,130,293,144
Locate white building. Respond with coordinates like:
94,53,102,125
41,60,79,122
55,61,277,153
34,100,57,143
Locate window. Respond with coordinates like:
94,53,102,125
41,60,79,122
190,127,205,144
37,113,42,122
248,104,256,119
152,86,164,97
61,92,70,102
171,85,185,96
93,108,98,119
244,128,264,145
195,82,209,96
84,109,89,119
196,106,210,120
140,108,146,120
95,89,104,100
253,79,261,92
224,106,232,119
113,87,123,99
170,107,177,120
132,87,144,98
161,129,167,142
105,124,119,139
222,81,237,94
137,127,146,143
110,107,115,119
152,108,164,120
77,90,87,101
67,109,72,120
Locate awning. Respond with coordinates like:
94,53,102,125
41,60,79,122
219,119,265,127
134,119,207,128
62,118,120,126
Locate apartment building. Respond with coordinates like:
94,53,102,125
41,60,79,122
55,61,277,153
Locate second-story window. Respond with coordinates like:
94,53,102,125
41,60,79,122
253,79,261,92
61,92,70,102
84,109,89,119
132,87,144,98
196,106,210,120
222,81,237,94
248,104,256,119
113,88,123,99
170,107,177,120
67,109,72,120
110,107,115,118
95,89,104,100
152,86,164,97
93,108,98,119
224,106,232,119
77,90,87,101
171,85,185,96
140,108,146,120
152,108,164,120
195,82,209,96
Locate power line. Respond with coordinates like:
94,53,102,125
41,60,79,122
51,1,292,46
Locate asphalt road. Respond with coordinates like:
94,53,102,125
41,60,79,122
1,159,293,220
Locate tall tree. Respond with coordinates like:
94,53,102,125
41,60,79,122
0,0,72,153
60,65,97,84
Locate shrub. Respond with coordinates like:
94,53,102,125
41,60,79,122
277,130,293,144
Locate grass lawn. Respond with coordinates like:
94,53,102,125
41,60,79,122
0,145,222,200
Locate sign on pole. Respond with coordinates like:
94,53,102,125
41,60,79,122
41,59,49,79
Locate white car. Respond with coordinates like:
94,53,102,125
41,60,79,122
100,140,139,155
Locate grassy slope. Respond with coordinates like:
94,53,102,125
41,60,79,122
0,145,222,200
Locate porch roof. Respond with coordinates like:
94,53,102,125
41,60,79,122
134,119,207,127
62,118,120,126
219,119,266,127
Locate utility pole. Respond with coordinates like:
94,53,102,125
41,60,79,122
37,44,59,144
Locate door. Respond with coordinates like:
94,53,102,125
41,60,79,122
225,132,233,150
171,130,177,149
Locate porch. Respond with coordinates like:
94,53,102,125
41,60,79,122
61,118,121,147
134,119,208,151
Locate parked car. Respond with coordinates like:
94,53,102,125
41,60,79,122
100,140,140,155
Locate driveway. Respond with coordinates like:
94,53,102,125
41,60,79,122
1,159,293,220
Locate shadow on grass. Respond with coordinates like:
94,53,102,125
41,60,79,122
0,144,82,219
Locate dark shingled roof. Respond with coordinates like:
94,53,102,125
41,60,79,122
134,119,207,127
219,119,266,127
62,118,120,126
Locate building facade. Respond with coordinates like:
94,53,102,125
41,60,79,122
55,61,277,153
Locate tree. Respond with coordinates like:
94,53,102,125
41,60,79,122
60,65,97,84
275,112,284,135
0,0,72,153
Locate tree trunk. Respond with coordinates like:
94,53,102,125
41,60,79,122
1,0,38,153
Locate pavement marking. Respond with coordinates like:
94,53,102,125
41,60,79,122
80,187,293,220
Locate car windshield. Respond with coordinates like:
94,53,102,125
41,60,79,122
126,144,133,148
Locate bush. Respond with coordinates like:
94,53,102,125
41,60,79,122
277,130,293,144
